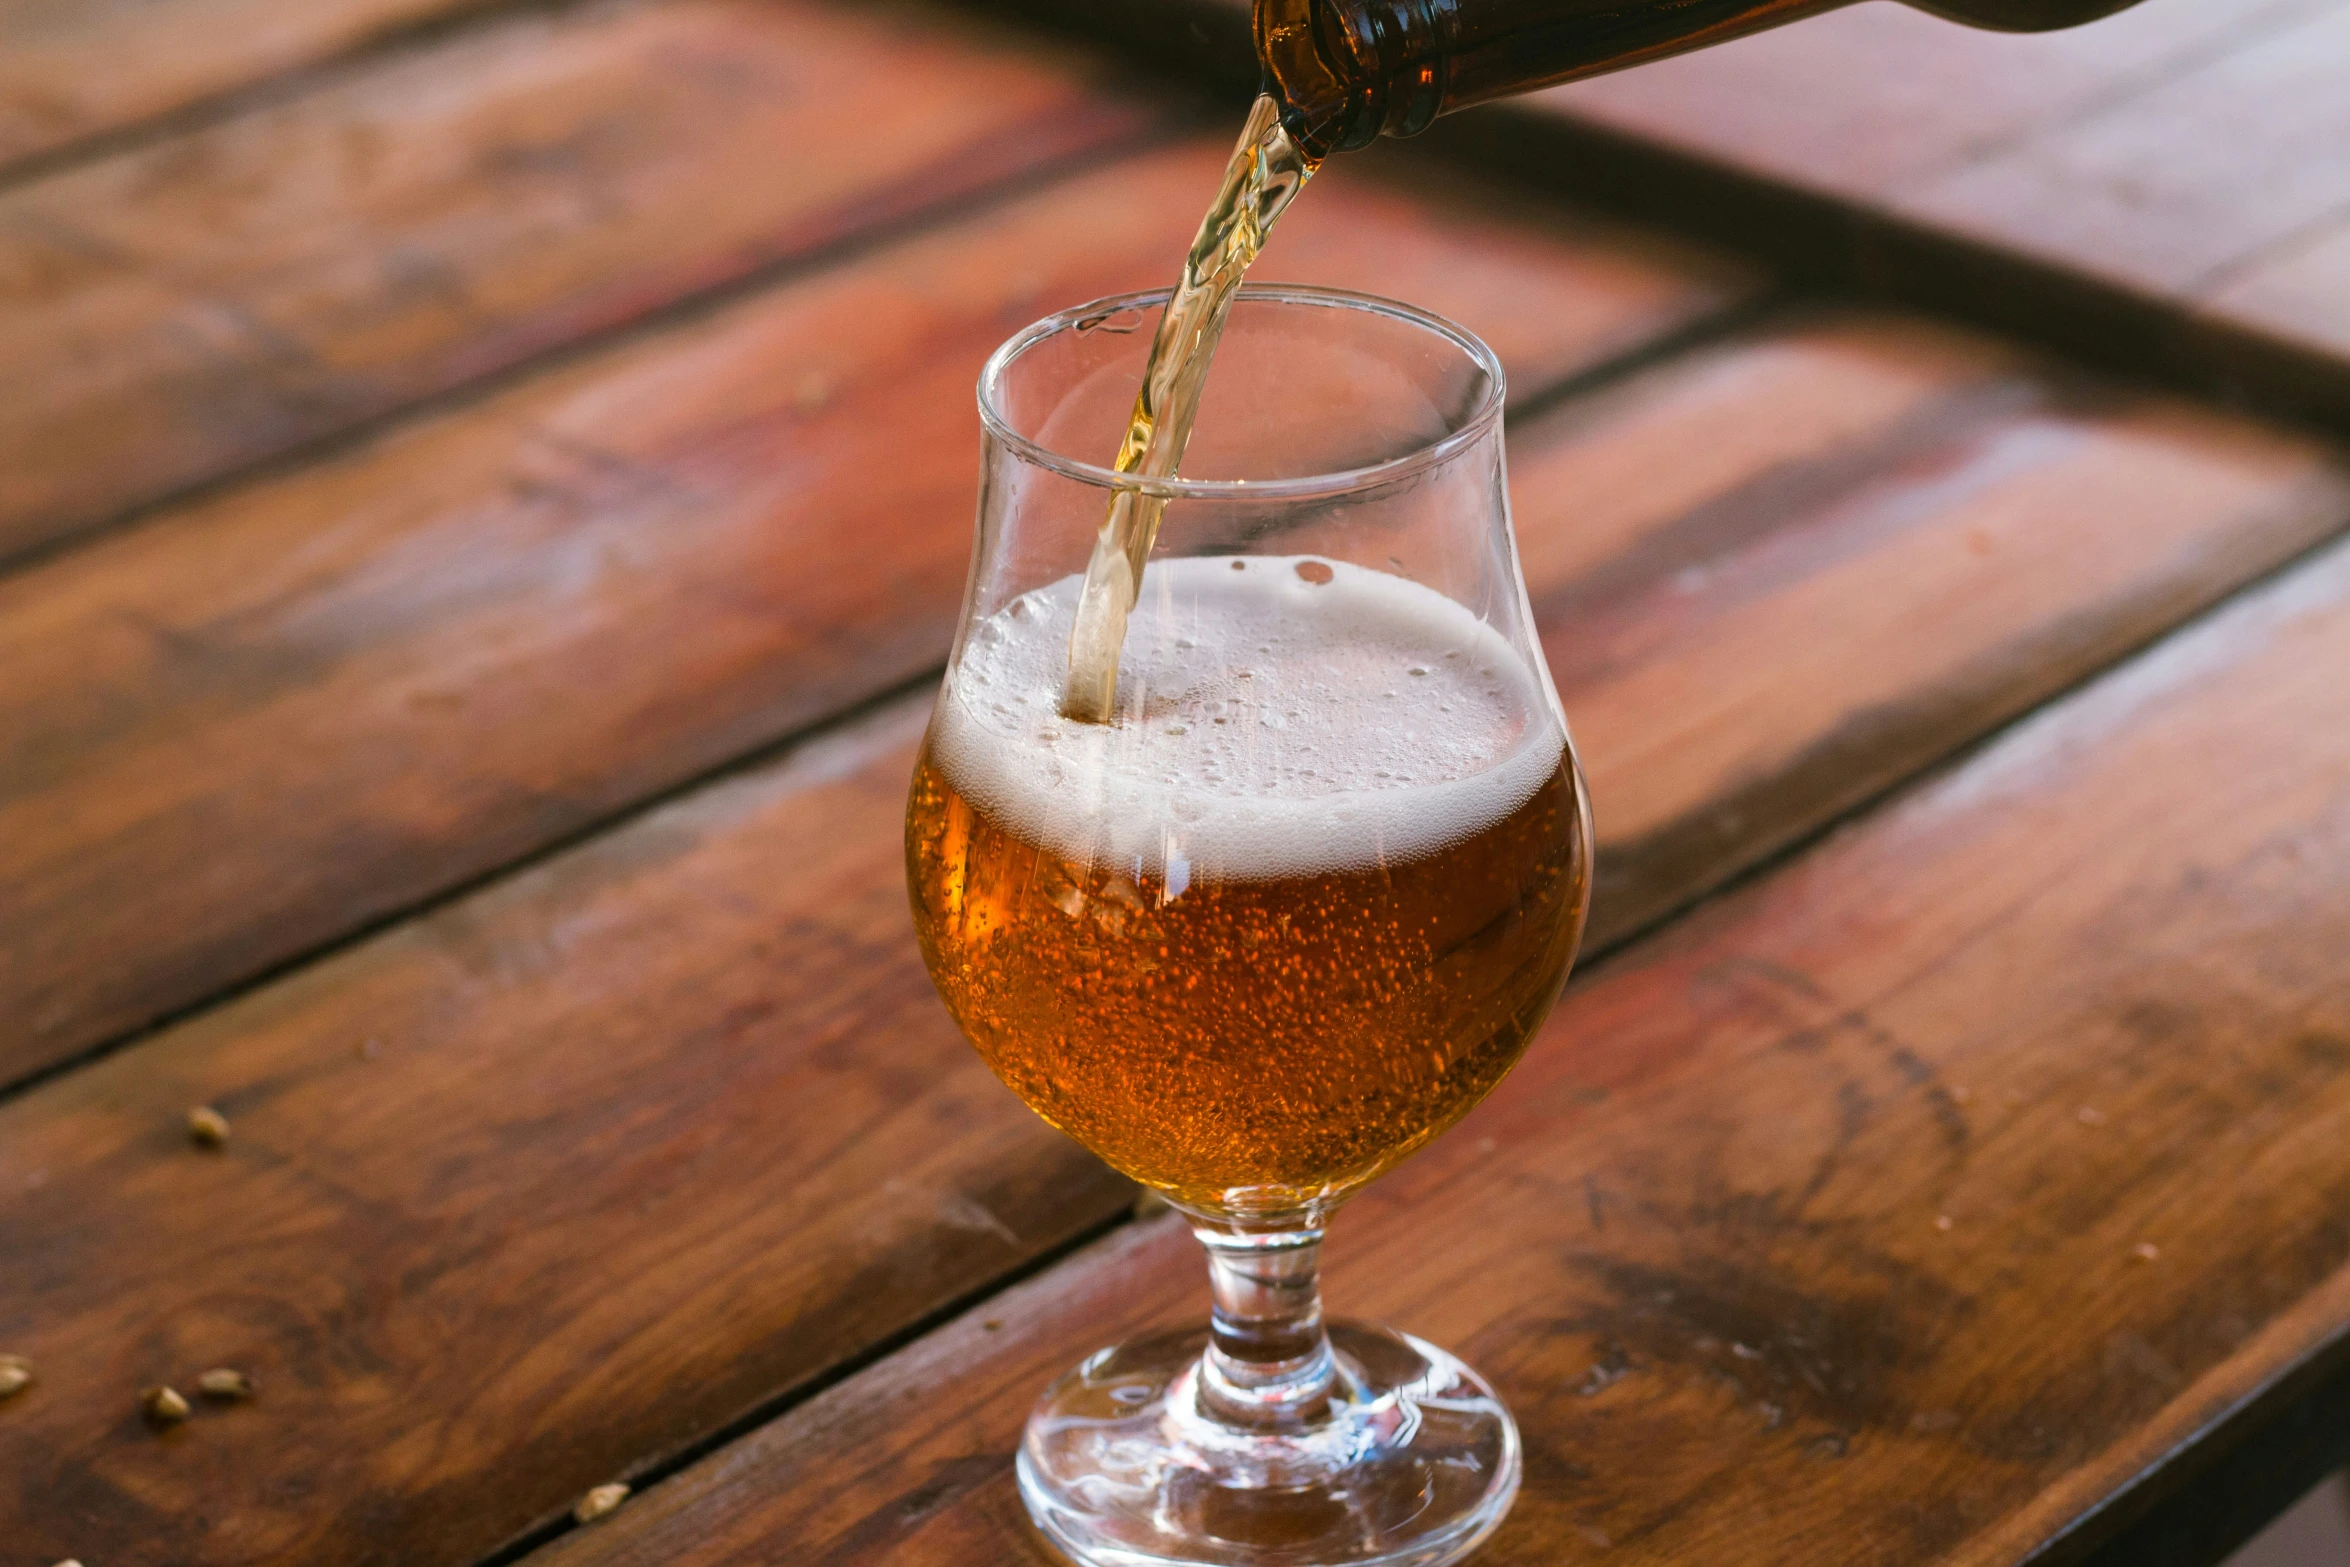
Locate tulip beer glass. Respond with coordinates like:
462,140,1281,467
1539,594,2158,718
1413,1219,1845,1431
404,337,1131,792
907,287,1592,1567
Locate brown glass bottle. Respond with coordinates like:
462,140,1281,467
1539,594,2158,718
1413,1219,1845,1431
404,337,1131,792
1258,0,2149,152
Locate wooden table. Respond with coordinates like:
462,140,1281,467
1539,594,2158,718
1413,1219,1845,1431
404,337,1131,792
3,2,2348,1564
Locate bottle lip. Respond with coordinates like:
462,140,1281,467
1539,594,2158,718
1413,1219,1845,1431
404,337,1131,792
976,284,1508,502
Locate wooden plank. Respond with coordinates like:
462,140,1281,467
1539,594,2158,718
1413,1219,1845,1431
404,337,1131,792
0,136,1752,1086
1883,2,2350,301
0,695,1125,1567
2,307,2340,1565
536,532,2350,1567
0,0,491,174
1500,0,2350,426
1872,0,2350,431
1540,0,2326,207
2194,217,2350,422
0,0,1154,565
1509,309,2350,944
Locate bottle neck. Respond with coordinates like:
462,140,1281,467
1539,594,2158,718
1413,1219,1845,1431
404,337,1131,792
1258,0,2146,153
1257,0,1454,154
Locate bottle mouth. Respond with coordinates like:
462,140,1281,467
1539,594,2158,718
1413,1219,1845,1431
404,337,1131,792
1258,0,1450,153
976,284,1507,503
1255,0,1356,155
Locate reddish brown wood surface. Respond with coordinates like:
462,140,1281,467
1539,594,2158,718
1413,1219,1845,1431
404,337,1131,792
1518,311,2350,943
0,0,1152,565
0,697,1131,1567
1875,3,2350,301
0,139,1749,1086
2201,220,2350,417
3,298,2340,1565
6,4,2350,1565
1520,0,2350,422
1875,0,2350,424
1543,0,2327,206
540,533,2350,1567
0,0,491,172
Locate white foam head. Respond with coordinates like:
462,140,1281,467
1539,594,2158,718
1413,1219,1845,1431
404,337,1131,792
931,556,1564,881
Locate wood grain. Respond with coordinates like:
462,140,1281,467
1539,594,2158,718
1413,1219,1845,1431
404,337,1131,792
1507,0,2350,425
2,303,2340,1565
6,5,2347,1565
1884,2,2350,300
0,697,1135,1567
0,0,493,173
1542,0,2328,206
1875,0,2350,427
1507,310,2350,942
0,0,1153,564
538,533,2350,1567
0,137,1750,1086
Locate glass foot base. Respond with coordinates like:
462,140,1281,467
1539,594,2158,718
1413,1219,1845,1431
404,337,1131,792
1017,1321,1520,1567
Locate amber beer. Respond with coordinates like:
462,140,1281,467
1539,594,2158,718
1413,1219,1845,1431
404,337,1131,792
907,556,1590,1216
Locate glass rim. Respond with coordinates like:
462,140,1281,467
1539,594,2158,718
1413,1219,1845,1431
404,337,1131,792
975,284,1508,502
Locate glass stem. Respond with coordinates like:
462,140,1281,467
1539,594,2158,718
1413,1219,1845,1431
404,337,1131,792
1194,1224,1337,1431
